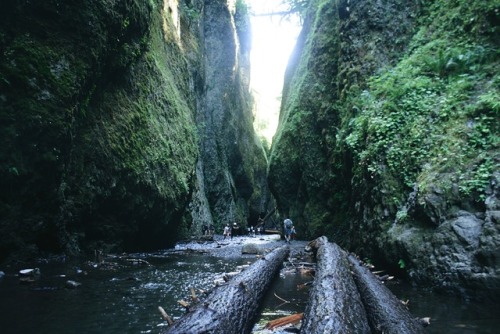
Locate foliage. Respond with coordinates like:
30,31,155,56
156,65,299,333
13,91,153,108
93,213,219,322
267,0,499,295
180,1,200,22
345,32,498,202
269,0,341,237
235,0,249,16
281,0,310,21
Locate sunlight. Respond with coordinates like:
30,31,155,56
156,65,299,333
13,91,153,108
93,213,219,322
248,0,301,144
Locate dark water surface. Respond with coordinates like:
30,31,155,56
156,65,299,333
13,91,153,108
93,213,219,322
0,238,499,333
0,251,250,334
387,281,500,334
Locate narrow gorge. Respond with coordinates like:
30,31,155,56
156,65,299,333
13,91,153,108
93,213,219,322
1,0,498,310
269,0,499,300
1,0,269,260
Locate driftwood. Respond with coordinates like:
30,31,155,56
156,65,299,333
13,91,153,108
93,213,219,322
158,306,174,325
348,255,426,334
177,300,190,309
125,258,151,266
190,287,198,302
301,237,371,333
266,313,303,330
162,245,289,334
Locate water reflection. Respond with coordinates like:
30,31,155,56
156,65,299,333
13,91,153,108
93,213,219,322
0,253,250,334
387,282,500,334
0,248,499,333
252,268,311,333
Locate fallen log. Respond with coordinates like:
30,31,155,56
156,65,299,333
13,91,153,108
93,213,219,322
158,306,174,325
266,313,303,330
177,300,190,309
301,236,371,333
263,229,281,235
348,255,426,334
261,207,276,223
162,245,289,334
125,258,151,266
190,287,198,302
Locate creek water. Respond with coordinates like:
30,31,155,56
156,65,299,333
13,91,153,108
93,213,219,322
0,237,498,333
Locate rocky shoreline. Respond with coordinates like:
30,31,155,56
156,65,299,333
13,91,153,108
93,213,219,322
173,234,306,258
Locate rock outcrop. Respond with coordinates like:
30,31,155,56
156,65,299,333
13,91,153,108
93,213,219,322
0,0,269,261
269,0,499,299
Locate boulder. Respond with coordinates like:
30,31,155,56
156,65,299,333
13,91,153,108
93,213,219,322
242,243,263,255
65,280,82,289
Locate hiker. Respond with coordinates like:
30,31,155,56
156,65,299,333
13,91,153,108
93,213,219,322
231,223,239,239
247,225,255,237
256,217,264,235
223,224,231,240
283,218,293,243
291,225,296,240
202,224,208,236
209,224,215,236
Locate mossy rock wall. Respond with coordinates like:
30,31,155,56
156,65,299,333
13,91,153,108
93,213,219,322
269,0,499,299
0,0,268,260
191,0,269,234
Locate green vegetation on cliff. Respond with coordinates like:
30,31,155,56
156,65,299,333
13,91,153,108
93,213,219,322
345,0,499,206
270,0,420,237
269,0,499,296
0,0,198,259
0,0,268,262
271,0,498,236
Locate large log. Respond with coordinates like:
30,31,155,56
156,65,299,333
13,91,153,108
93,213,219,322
348,255,426,334
162,245,289,334
301,236,371,333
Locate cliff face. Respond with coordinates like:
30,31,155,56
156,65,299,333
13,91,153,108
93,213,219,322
269,0,499,299
189,0,269,231
0,0,268,261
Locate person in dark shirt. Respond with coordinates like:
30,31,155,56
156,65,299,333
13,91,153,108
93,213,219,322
283,218,293,243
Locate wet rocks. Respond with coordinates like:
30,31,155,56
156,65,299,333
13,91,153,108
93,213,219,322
242,243,265,255
18,268,41,284
19,268,40,276
65,280,82,289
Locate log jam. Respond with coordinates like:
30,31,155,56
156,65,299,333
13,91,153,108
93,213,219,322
162,245,289,334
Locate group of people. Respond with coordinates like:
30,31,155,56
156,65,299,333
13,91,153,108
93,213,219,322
208,217,297,242
222,222,244,240
246,224,265,237
221,220,267,240
201,224,215,236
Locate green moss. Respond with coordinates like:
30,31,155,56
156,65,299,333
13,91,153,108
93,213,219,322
71,2,199,249
345,24,498,203
0,0,202,259
270,0,498,247
269,0,341,237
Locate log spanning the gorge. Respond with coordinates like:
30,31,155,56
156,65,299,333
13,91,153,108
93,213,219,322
348,255,426,334
162,245,289,334
301,236,371,333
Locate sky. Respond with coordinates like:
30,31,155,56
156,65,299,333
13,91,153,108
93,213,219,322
247,0,302,144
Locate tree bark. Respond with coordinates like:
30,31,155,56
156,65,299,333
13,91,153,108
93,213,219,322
301,236,371,333
162,245,289,334
348,255,425,334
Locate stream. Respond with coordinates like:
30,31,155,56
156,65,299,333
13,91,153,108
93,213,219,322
0,236,498,333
